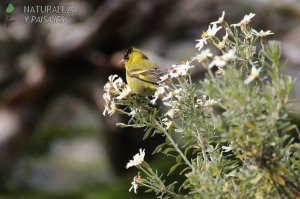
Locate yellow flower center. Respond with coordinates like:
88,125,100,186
201,31,207,39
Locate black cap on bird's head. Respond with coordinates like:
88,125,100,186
120,47,134,65
120,47,148,65
123,47,134,61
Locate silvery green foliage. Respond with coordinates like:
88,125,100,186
103,12,300,199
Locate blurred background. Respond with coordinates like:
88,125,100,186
0,0,299,198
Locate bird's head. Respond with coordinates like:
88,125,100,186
121,47,148,66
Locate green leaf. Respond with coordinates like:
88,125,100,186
143,127,153,140
116,123,127,128
145,189,154,193
167,162,182,176
184,146,192,156
152,143,166,154
162,147,176,155
6,3,14,14
180,166,190,175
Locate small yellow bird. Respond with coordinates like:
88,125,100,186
121,47,163,96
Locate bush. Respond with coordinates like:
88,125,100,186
103,12,300,199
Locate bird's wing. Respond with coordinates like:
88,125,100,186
127,68,163,85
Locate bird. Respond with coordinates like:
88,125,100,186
121,47,163,96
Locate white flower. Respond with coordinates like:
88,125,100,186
231,13,255,27
165,108,178,118
126,149,145,169
162,88,182,101
222,146,232,152
211,11,225,25
102,106,109,116
216,68,225,77
116,85,131,100
222,49,236,61
104,75,125,95
207,24,222,37
103,92,111,104
103,93,111,116
108,74,118,82
195,38,208,51
162,118,173,130
241,13,256,25
159,74,170,83
209,49,236,68
209,56,226,68
108,75,123,91
103,100,117,116
129,179,138,194
197,98,220,107
169,62,194,78
244,65,262,84
102,75,128,116
252,29,274,37
129,109,136,116
103,82,114,94
204,99,220,107
196,98,204,107
151,85,169,104
194,49,213,63
129,174,141,194
195,24,222,51
150,96,159,105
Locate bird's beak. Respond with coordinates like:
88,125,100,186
120,59,125,65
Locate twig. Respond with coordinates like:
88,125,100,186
154,119,193,169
